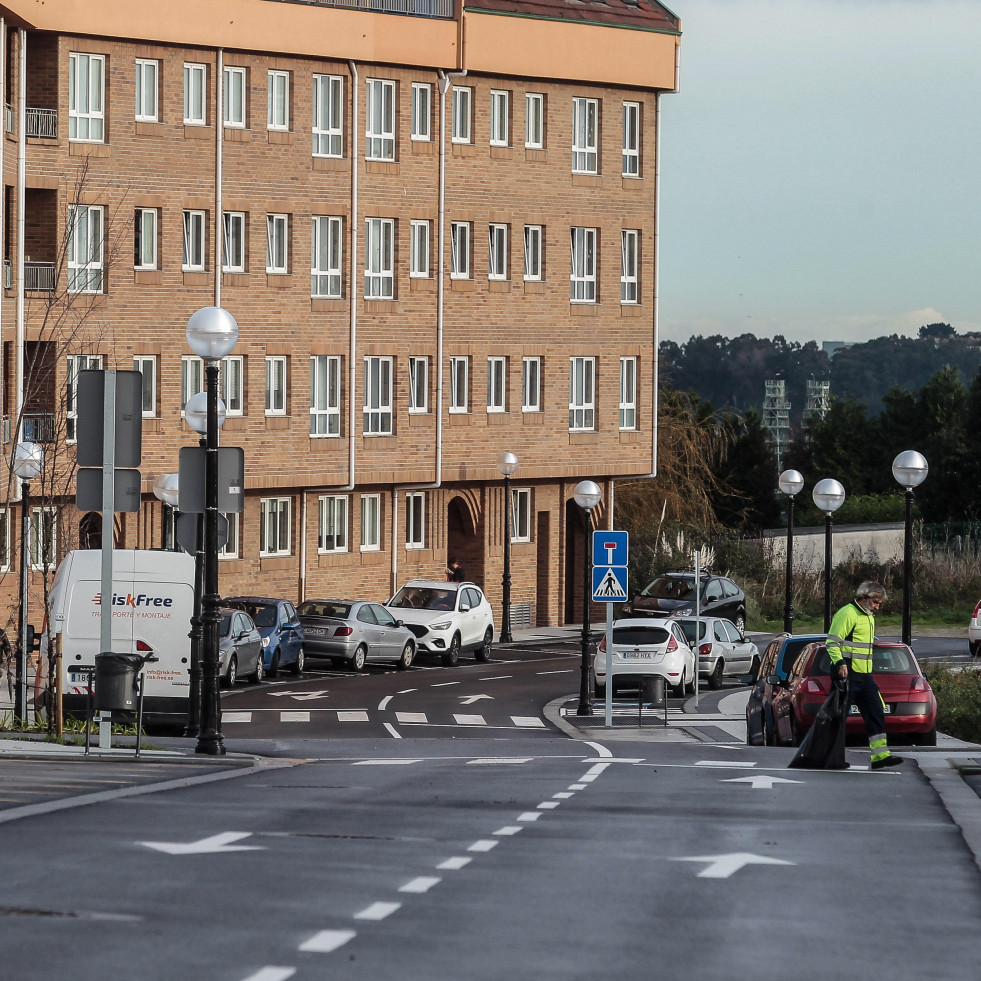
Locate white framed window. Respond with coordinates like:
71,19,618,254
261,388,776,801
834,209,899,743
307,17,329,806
184,63,206,125
620,356,638,431
411,82,431,141
222,212,246,273
66,354,103,441
266,213,289,274
68,205,104,293
265,356,287,415
409,220,430,278
260,497,291,557
133,355,157,417
182,210,206,271
488,224,508,280
523,225,542,281
450,221,470,279
521,356,541,413
525,92,544,148
572,97,598,174
621,229,639,304
451,86,472,143
135,59,159,122
570,226,597,302
221,355,244,416
219,512,240,559
449,356,469,413
511,487,531,543
30,507,57,571
135,208,158,270
487,357,507,413
364,218,395,299
408,356,428,413
311,216,343,297
318,495,348,553
569,356,596,431
363,356,393,435
405,492,426,549
365,78,396,161
223,66,247,128
68,53,105,142
313,74,344,157
268,70,290,131
181,355,204,411
622,101,641,177
360,494,381,551
0,508,10,574
490,89,509,146
310,354,341,436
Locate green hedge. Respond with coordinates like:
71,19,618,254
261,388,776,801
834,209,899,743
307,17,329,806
923,665,981,744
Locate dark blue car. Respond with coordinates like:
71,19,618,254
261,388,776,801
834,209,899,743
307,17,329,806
743,633,826,746
223,596,305,677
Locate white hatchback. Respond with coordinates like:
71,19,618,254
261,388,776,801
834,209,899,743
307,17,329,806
593,617,696,698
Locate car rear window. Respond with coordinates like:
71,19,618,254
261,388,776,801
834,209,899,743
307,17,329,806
299,602,351,619
677,621,707,644
812,646,915,675
613,626,670,646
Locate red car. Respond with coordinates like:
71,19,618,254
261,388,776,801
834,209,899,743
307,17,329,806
768,641,937,747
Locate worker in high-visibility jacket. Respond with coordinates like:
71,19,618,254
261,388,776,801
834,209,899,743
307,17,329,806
827,581,904,770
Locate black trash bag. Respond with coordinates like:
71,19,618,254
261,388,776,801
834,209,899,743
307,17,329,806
788,676,849,770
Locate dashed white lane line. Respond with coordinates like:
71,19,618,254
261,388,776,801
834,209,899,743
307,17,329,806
352,759,421,766
396,712,428,724
553,792,574,799
397,688,417,694
224,712,252,723
537,801,560,810
481,675,513,681
432,681,460,687
466,757,534,765
517,812,542,822
511,716,547,728
437,856,472,870
240,968,296,981
468,840,499,852
494,826,523,836
337,710,370,722
399,876,441,894
354,902,401,921
281,712,310,723
299,930,357,953
569,783,587,790
454,714,486,725
536,669,575,675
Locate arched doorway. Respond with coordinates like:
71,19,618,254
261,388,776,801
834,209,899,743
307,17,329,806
564,498,588,625
79,512,102,550
446,494,484,589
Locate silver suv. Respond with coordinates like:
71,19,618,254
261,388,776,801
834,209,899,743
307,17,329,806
386,579,495,667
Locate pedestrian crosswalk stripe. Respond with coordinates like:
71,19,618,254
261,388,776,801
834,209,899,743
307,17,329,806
395,712,428,724
511,716,546,728
336,710,369,722
281,712,310,723
453,714,486,725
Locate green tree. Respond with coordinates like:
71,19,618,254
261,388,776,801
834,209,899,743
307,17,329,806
712,409,780,531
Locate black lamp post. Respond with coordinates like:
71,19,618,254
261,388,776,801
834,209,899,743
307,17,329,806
778,469,804,634
574,479,602,716
496,451,518,644
812,478,846,632
892,450,928,646
186,306,238,757
12,441,43,723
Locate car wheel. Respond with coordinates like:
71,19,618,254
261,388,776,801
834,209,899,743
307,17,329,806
290,647,304,675
475,627,493,663
224,655,237,688
707,658,724,690
790,714,803,747
594,681,606,699
745,710,757,746
734,611,746,634
268,649,281,679
672,671,686,698
351,645,367,672
442,634,461,668
253,654,264,684
397,642,414,670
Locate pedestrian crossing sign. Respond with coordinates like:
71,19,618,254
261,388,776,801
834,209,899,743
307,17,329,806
592,565,628,602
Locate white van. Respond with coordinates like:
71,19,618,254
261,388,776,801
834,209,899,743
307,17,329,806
49,549,194,728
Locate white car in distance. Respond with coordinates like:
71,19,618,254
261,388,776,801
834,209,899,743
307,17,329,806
673,616,760,690
593,617,696,698
386,579,495,667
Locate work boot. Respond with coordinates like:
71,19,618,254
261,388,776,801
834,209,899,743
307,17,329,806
871,755,904,770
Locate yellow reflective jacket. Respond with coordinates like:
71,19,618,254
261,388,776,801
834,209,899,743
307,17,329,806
827,600,875,673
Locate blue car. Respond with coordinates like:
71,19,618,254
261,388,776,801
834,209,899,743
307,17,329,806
223,596,305,677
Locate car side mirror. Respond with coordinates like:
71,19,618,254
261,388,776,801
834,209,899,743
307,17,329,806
739,672,755,686
460,603,471,612
396,619,404,628
765,674,782,687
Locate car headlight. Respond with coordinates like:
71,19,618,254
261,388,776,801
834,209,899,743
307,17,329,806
261,637,270,648
674,607,693,616
430,621,452,631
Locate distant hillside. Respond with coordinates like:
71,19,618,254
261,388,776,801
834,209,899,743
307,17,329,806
660,324,981,418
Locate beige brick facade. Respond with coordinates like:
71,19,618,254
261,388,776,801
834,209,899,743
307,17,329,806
0,0,680,632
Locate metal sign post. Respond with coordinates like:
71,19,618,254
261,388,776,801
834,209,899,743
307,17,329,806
592,530,628,728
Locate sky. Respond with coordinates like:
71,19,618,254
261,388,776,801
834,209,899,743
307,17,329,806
657,0,981,347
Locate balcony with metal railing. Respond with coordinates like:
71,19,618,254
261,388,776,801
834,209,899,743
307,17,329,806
26,108,58,139
2,414,56,444
286,0,453,17
3,261,56,291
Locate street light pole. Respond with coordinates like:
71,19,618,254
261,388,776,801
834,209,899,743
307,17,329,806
892,450,929,647
12,442,43,724
574,480,602,716
812,478,846,633
496,451,518,644
186,306,238,757
778,469,804,634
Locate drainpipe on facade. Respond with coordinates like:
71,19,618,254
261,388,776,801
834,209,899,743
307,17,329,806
215,49,224,308
0,17,5,473
14,28,26,459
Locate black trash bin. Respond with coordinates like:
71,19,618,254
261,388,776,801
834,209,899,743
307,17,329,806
93,652,142,711
640,675,666,709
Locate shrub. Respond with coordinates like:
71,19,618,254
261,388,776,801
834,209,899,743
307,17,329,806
923,665,981,743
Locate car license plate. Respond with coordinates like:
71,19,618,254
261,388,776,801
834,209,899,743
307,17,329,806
69,672,91,685
849,704,891,714
305,627,325,636
621,650,652,659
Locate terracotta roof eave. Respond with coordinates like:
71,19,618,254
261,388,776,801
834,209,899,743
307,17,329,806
465,6,680,33
463,0,680,32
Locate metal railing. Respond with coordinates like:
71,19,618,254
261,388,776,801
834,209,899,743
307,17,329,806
26,107,58,139
25,262,56,291
293,0,453,17
4,104,13,134
3,414,57,444
3,261,11,289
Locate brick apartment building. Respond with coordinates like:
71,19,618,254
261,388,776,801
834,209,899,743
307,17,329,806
0,0,680,631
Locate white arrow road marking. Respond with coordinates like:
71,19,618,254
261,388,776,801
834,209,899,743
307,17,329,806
267,690,331,700
460,694,494,704
299,930,357,953
140,831,264,855
672,852,795,878
722,775,804,789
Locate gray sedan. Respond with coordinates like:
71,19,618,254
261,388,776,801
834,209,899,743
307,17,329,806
220,608,264,686
298,599,415,671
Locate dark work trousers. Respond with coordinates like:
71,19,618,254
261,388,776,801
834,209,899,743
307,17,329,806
847,670,887,743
